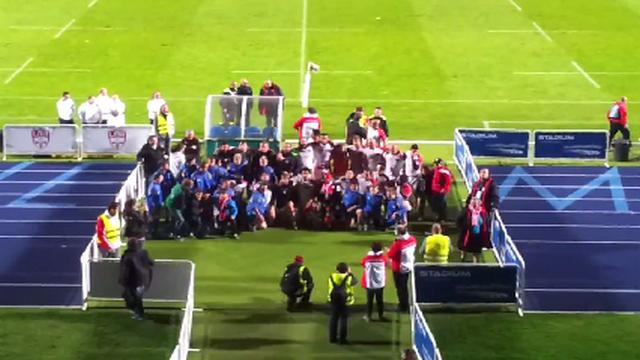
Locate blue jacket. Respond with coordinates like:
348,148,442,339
247,190,269,215
147,182,164,210
208,165,228,189
228,161,248,180
191,170,214,192
258,165,276,183
364,192,384,214
159,169,176,198
218,198,238,220
179,163,198,182
342,188,362,208
386,196,407,220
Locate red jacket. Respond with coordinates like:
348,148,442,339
360,251,387,289
432,165,453,193
387,234,417,273
607,101,628,126
293,114,321,140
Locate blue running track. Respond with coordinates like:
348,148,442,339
0,162,134,307
488,166,640,312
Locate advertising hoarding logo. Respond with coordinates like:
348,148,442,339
31,127,51,149
107,128,127,150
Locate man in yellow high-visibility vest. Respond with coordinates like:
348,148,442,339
155,104,175,155
423,223,451,264
327,262,357,345
95,202,122,258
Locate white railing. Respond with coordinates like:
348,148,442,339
170,262,196,360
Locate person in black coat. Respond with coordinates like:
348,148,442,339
137,135,165,180
466,168,499,213
119,239,154,320
236,79,254,126
280,255,314,311
181,130,201,163
258,80,284,127
123,199,148,240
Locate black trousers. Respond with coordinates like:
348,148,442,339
430,193,448,222
218,218,238,235
123,286,144,317
366,288,384,318
609,122,630,145
58,118,74,125
393,272,410,312
286,286,313,310
329,303,349,342
159,135,171,155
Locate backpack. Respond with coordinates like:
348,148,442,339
280,265,301,295
329,275,351,305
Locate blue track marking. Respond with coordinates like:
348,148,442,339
0,162,32,181
8,163,88,207
489,165,640,312
0,162,134,306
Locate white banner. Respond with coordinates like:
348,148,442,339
81,125,153,155
3,125,78,158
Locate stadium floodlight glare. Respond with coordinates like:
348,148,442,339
301,61,320,108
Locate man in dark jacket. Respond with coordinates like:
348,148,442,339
466,168,499,212
137,135,165,180
119,239,154,320
258,80,284,127
236,79,254,126
181,130,200,163
280,255,314,311
345,107,367,144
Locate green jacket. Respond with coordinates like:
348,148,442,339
165,184,183,210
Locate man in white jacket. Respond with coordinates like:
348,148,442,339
96,88,112,124
360,242,389,322
78,96,101,124
147,91,166,126
109,95,126,127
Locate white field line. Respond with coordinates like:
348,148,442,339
571,60,601,88
0,96,638,105
516,240,640,245
482,120,490,129
231,70,372,74
0,68,90,73
487,120,598,124
488,30,596,33
515,71,640,76
246,28,363,32
88,0,99,8
532,22,552,42
11,25,124,31
54,18,76,39
508,0,522,11
3,57,34,85
299,0,308,101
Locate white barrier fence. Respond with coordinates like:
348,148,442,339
3,124,153,159
3,124,79,160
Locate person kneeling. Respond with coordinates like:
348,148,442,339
216,192,239,239
280,256,314,312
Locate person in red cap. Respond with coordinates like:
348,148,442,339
607,96,630,146
280,255,314,311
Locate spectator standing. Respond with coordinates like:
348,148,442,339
361,242,388,322
259,80,284,127
94,201,122,258
607,96,630,146
166,179,193,240
274,143,297,177
457,198,490,263
181,130,200,163
96,88,111,124
383,145,406,181
370,106,389,137
137,135,165,181
327,262,357,345
170,144,187,178
119,238,154,320
423,223,451,263
273,172,298,229
78,96,101,124
56,91,75,124
293,107,321,143
404,144,424,186
147,91,166,126
430,159,453,222
110,95,126,127
330,143,349,178
280,255,314,311
156,104,176,155
122,199,147,241
220,81,238,125
387,226,416,312
146,174,164,238
345,107,367,144
467,168,499,213
236,79,254,126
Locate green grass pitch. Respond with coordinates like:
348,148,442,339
1,0,640,358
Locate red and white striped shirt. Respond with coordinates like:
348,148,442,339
360,251,387,289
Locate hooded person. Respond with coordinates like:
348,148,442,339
280,255,314,311
119,239,154,320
